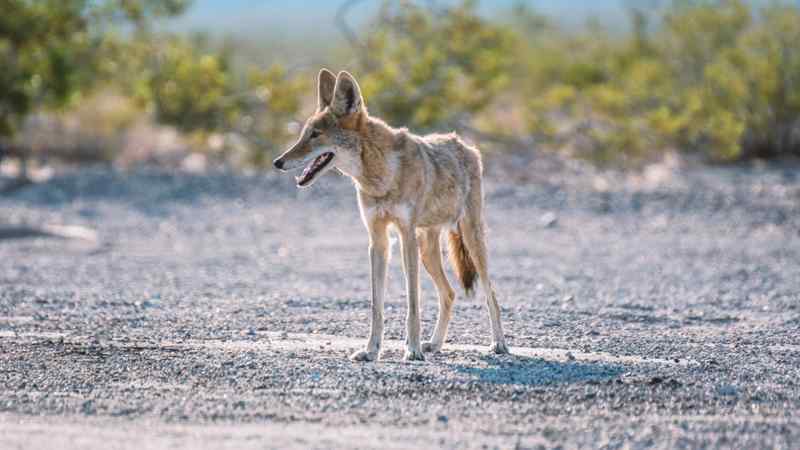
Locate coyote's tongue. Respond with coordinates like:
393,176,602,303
296,152,334,186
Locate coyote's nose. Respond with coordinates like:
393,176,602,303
273,158,284,170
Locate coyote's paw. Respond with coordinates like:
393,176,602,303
421,341,442,353
350,349,379,362
489,341,510,355
403,348,425,361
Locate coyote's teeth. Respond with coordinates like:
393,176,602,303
296,152,334,186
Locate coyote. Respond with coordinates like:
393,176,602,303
273,69,509,361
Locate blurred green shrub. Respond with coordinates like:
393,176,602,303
112,30,310,166
0,0,190,138
1,0,309,168
357,0,516,130
139,36,240,135
121,34,309,165
520,0,800,163
5,0,800,169
244,65,309,165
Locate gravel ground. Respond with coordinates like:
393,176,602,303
0,160,799,449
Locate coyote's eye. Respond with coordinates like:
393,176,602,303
310,129,322,139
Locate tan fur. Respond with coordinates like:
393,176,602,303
274,69,509,361
447,229,477,296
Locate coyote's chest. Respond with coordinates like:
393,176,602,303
359,199,412,225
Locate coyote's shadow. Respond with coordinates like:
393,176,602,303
447,354,624,386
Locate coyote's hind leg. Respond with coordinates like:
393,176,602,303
459,186,509,355
418,228,456,353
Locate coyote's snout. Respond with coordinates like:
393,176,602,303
274,69,509,361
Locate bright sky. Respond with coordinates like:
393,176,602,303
168,0,631,37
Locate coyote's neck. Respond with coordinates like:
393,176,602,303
350,116,403,198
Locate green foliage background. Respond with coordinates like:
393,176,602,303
2,0,800,167
518,0,800,163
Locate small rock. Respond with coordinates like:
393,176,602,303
717,384,738,396
540,212,558,228
81,400,96,415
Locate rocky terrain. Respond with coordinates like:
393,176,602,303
1,160,799,449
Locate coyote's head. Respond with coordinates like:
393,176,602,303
273,69,366,187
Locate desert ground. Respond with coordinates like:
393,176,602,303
1,158,799,449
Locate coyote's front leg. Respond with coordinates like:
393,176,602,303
350,218,389,362
398,223,424,361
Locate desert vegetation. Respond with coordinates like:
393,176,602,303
2,0,800,174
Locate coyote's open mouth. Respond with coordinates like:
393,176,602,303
296,152,335,187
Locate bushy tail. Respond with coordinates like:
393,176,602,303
448,226,477,297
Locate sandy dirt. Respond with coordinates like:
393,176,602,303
0,162,799,449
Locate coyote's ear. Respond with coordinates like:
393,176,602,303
331,71,364,117
317,68,336,109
